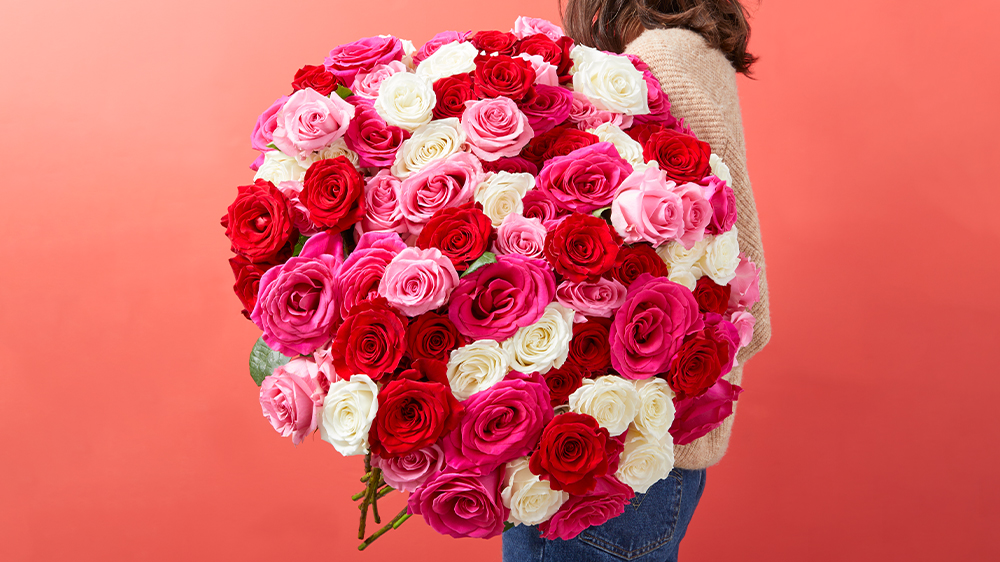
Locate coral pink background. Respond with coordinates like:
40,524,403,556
2,0,998,560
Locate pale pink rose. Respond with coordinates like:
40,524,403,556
727,253,761,313
251,95,288,170
461,97,534,162
356,170,408,236
373,444,445,492
259,357,329,445
516,53,559,87
729,310,756,348
272,88,355,159
351,60,408,99
556,277,628,321
397,152,483,235
493,212,546,259
378,246,459,316
512,16,565,41
671,182,713,249
611,166,684,246
277,180,321,236
413,30,471,65
311,343,338,390
568,91,632,130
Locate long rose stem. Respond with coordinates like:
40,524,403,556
358,508,410,551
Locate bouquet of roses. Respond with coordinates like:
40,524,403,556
222,15,761,549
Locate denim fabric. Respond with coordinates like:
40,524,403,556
502,468,706,562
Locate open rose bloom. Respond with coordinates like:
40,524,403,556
223,16,760,546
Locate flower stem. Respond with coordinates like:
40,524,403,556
358,508,410,551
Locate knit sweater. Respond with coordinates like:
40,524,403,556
625,27,772,470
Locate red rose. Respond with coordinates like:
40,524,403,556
369,377,464,458
693,277,732,315
567,318,612,373
529,412,621,495
472,54,535,102
300,156,366,233
543,128,600,161
543,363,586,407
481,156,539,176
229,256,273,319
416,202,493,271
406,312,466,362
332,298,407,381
469,30,519,55
291,64,341,96
605,243,670,286
392,357,451,386
544,213,622,282
516,35,574,83
665,329,731,399
432,74,476,120
642,128,711,183
221,179,297,263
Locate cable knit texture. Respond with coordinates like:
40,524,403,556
625,27,772,470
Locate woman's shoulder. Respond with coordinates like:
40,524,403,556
624,27,734,76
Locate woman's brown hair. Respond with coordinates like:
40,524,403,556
562,0,757,75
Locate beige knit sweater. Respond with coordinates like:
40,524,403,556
625,28,772,470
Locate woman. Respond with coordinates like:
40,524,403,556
502,1,772,560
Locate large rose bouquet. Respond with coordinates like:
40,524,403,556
223,15,761,550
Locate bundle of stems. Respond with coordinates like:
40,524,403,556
355,453,411,550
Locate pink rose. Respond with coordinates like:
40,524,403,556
413,30,471,66
250,95,288,170
356,170,408,236
521,189,567,230
537,142,633,214
670,378,743,445
729,310,756,348
493,212,547,259
701,175,738,235
259,357,329,445
397,152,483,235
671,181,713,249
517,84,574,135
516,53,559,86
568,91,633,130
336,231,407,319
512,16,565,41
272,88,355,159
351,60,407,99
373,444,445,492
611,166,684,246
461,97,534,162
379,247,459,317
276,180,321,236
345,97,410,168
324,35,404,84
408,467,509,539
538,475,635,540
633,69,676,127
727,253,761,313
556,277,628,320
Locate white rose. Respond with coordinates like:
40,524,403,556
633,378,675,442
570,45,649,115
631,160,660,174
319,375,378,456
503,303,574,375
475,171,535,227
298,138,360,169
615,427,674,494
415,41,479,82
501,457,568,526
587,122,645,166
568,375,641,437
446,340,512,400
656,238,709,290
374,72,435,132
400,38,417,70
709,154,732,185
254,150,307,184
698,227,741,285
391,118,466,178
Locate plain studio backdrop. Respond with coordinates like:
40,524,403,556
1,0,998,560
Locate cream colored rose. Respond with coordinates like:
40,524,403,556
656,238,709,291
446,340,512,400
568,375,641,437
501,457,568,526
475,171,535,227
503,303,574,375
391,118,466,178
570,45,649,115
709,154,732,185
400,38,417,70
415,40,479,82
298,138,360,169
633,378,676,442
587,122,645,166
254,150,307,185
319,375,378,456
374,72,435,132
615,427,674,494
698,227,741,285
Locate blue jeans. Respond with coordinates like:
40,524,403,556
502,468,706,562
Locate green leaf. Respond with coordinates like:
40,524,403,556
461,252,497,277
266,142,277,150
334,85,353,99
591,206,612,219
249,336,291,386
292,234,310,257
503,522,515,533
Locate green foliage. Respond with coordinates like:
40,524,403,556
249,336,291,386
462,252,497,277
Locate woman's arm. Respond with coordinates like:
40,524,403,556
626,27,772,469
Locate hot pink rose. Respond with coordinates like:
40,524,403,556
336,231,406,319
633,69,676,126
276,180,321,236
701,175,738,235
611,166,684,246
356,170,408,236
324,35,404,84
556,277,628,320
538,475,635,540
250,95,288,170
517,84,574,135
727,253,761,313
413,30,471,65
521,189,567,230
345,97,410,168
407,468,509,539
493,212,547,259
670,378,743,445
259,357,328,445
461,97,534,162
671,181,713,249
512,16,565,41
351,60,407,99
379,247,459,317
568,91,633,130
373,444,445,492
537,142,633,214
729,310,756,348
397,152,483,235
272,88,355,159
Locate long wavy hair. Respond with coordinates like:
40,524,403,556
562,0,758,75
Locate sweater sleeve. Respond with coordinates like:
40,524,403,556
626,28,772,469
